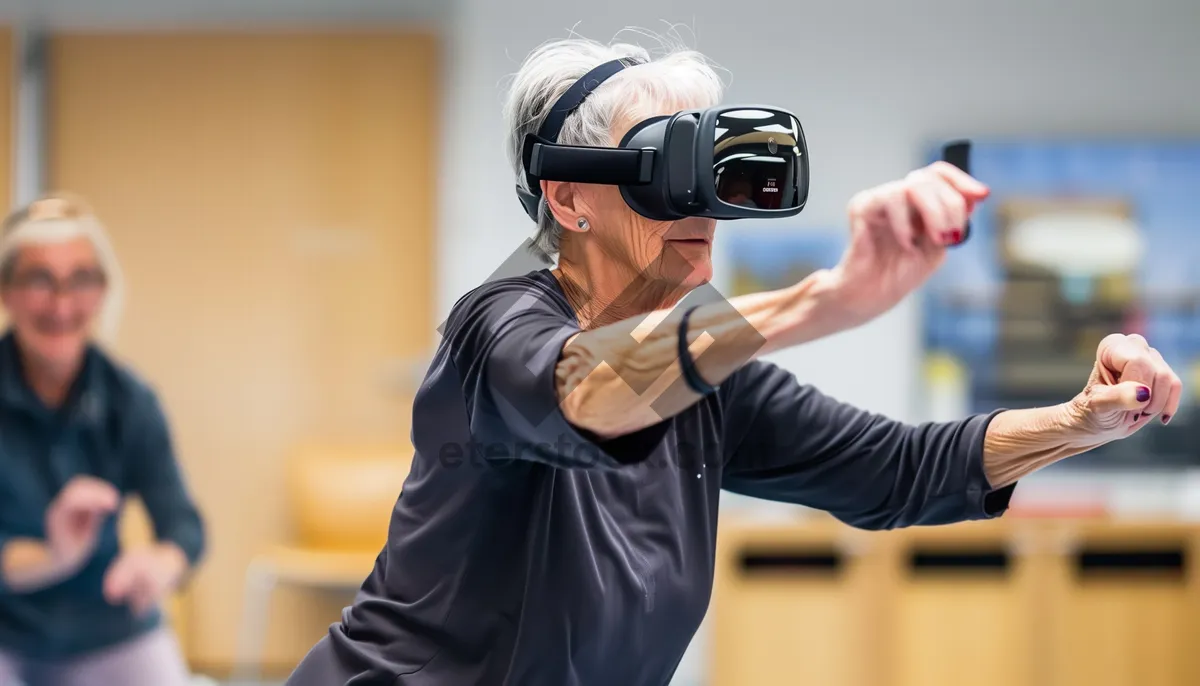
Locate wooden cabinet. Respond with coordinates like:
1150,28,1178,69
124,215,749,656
1042,522,1200,686
886,521,1044,686
712,518,1200,686
712,522,883,686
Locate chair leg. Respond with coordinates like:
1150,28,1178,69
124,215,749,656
231,559,277,684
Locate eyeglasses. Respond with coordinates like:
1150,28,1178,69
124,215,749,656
7,269,107,300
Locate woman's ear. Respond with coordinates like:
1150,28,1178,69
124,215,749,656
542,180,590,234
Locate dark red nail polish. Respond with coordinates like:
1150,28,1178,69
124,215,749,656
1136,386,1151,403
1162,414,1172,425
948,229,963,244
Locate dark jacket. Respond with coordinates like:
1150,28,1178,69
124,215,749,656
0,332,205,659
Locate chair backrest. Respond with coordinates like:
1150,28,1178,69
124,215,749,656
287,444,414,550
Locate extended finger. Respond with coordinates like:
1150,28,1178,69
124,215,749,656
61,481,120,514
905,176,951,239
928,161,990,200
65,476,120,498
881,184,918,252
929,177,967,245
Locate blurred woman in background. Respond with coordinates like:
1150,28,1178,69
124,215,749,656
0,194,205,686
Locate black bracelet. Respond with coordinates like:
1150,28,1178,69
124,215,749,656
678,305,718,396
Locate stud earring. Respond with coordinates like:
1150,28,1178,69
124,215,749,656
576,217,590,231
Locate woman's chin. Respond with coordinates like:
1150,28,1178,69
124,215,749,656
25,331,88,367
658,248,712,289
684,263,712,289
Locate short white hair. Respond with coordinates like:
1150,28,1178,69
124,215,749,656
503,30,726,255
0,193,125,345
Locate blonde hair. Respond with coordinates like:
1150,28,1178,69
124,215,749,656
0,192,125,344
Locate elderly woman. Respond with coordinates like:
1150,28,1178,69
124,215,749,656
288,38,1181,686
0,195,204,686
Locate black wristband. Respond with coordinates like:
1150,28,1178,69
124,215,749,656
678,306,718,396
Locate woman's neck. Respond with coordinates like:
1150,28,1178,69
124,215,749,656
554,255,691,330
15,347,80,409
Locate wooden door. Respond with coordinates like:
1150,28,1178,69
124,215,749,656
0,27,13,213
47,31,437,671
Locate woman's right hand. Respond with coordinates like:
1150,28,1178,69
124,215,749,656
830,162,989,327
44,475,120,572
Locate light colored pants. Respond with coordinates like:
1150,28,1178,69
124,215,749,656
0,627,190,686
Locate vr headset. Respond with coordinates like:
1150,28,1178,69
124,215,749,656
516,59,810,222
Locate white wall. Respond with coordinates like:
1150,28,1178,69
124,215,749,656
437,0,1200,425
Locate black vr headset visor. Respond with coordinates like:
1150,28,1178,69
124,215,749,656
516,59,810,223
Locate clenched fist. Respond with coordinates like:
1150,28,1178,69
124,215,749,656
1067,333,1184,438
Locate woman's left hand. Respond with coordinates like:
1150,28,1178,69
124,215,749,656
1066,333,1184,439
103,544,188,616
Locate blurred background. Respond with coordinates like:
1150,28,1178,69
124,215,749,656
0,0,1197,684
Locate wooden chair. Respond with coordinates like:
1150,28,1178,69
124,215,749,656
232,444,412,681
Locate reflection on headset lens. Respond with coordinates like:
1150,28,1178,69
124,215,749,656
713,109,804,211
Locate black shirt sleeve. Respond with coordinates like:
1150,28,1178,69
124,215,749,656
719,361,1015,530
444,276,669,469
126,389,206,567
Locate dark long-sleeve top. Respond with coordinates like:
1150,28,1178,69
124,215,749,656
0,332,205,659
288,268,1015,686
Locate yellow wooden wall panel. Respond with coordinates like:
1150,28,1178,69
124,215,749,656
0,27,13,215
48,30,438,671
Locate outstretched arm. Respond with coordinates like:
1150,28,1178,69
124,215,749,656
555,268,846,439
982,333,1181,487
719,334,1181,530
720,363,1013,530
457,163,981,468
556,162,985,439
